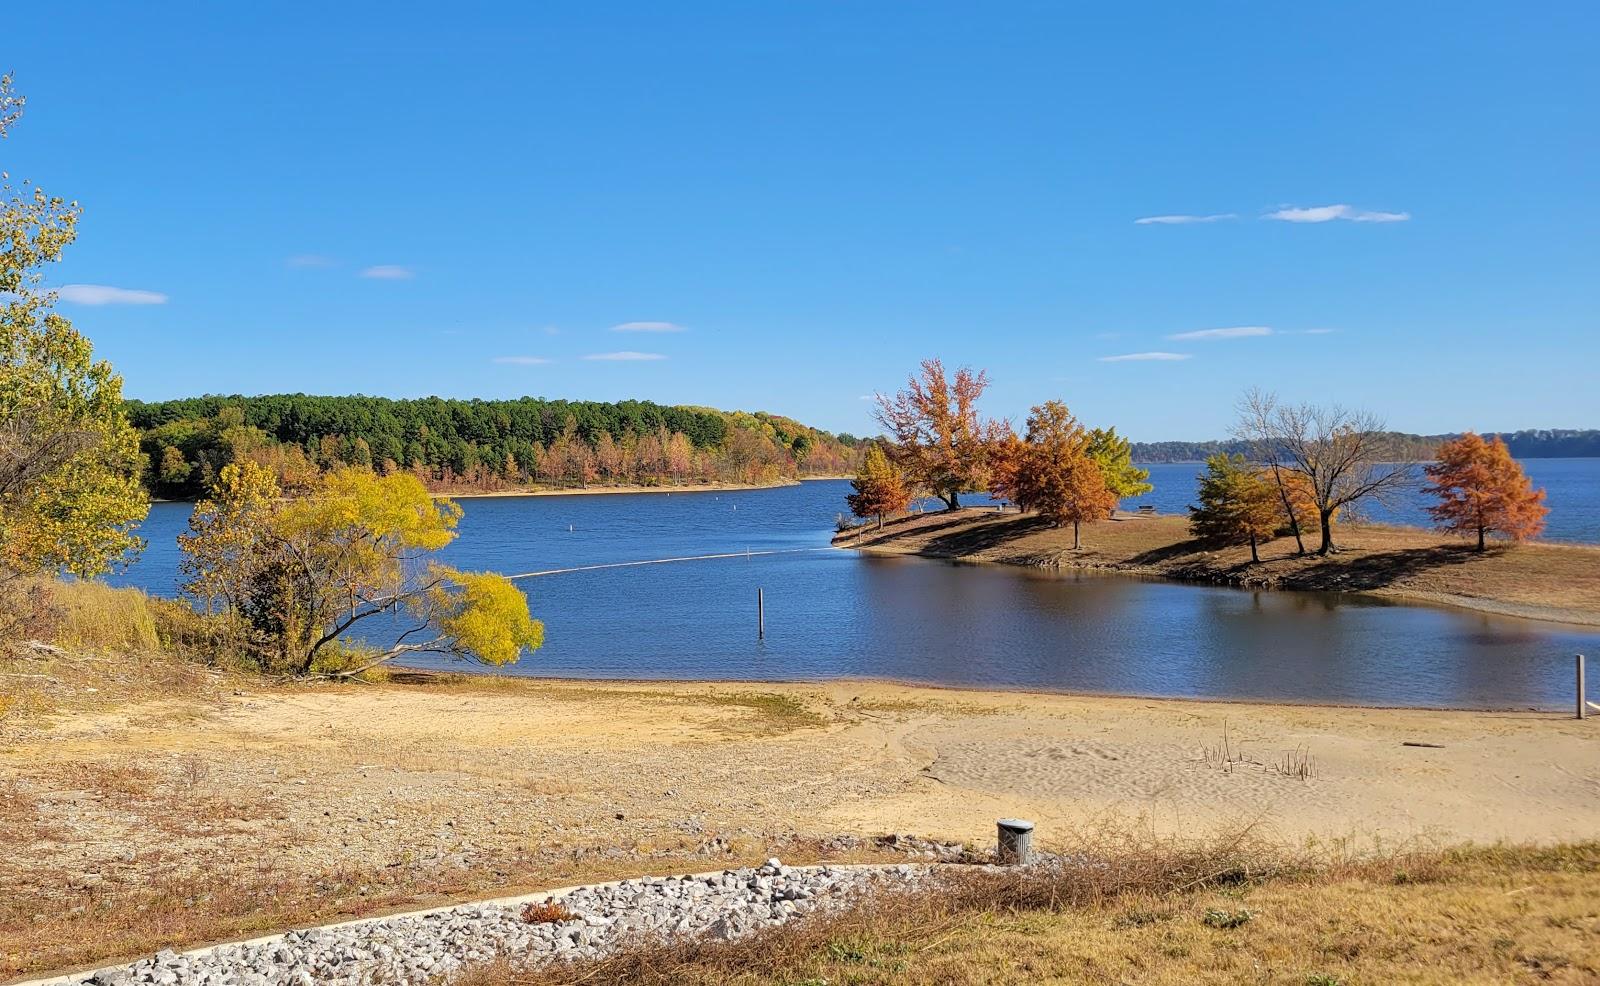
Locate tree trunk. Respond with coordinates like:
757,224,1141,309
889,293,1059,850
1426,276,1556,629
1316,509,1336,555
1249,532,1259,563
1270,465,1305,555
1477,525,1485,551
943,490,961,510
876,512,883,531
1073,520,1081,550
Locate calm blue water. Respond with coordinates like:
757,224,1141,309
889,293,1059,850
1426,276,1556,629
1126,458,1600,543
110,472,1600,710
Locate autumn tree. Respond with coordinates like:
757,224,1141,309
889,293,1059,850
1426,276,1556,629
1188,454,1280,563
1086,427,1153,501
1007,401,1116,549
846,444,912,529
1234,390,1413,555
180,464,543,676
0,73,147,580
874,359,997,510
1423,433,1547,550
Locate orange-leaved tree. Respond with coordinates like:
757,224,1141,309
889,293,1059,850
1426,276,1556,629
845,444,912,530
874,359,998,510
1008,401,1116,549
1423,432,1547,550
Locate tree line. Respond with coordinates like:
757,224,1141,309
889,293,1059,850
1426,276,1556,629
126,394,864,499
851,362,1549,556
1131,428,1600,464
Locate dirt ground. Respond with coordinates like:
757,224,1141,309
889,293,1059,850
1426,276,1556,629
3,674,1597,979
836,510,1600,626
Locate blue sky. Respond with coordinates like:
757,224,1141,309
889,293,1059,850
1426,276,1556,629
5,2,1596,440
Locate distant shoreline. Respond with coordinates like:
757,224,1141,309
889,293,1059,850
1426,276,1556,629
148,475,855,506
440,477,852,499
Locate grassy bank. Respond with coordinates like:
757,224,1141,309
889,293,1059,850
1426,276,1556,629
835,510,1600,626
460,840,1600,985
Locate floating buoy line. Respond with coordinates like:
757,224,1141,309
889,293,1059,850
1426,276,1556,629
505,547,831,580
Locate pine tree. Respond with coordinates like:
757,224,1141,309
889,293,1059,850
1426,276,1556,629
846,445,912,529
1423,433,1547,550
1189,454,1280,562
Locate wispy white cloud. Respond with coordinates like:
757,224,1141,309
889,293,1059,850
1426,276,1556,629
1301,328,1337,335
542,325,561,336
582,351,667,362
1167,326,1274,341
492,356,552,365
360,264,415,280
286,254,336,268
1097,352,1192,363
1134,213,1236,225
56,284,168,305
1264,204,1410,223
610,321,685,333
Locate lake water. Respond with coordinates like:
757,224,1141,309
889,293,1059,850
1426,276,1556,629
111,470,1600,711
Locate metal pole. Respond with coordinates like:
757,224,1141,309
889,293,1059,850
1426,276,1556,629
1579,654,1587,720
758,587,765,640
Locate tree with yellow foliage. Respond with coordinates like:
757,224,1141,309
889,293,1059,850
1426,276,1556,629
1,74,147,581
180,464,542,676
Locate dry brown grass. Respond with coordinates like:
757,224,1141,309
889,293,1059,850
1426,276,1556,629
836,510,1600,625
458,840,1600,986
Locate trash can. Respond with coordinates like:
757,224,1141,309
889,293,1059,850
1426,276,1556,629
997,818,1035,865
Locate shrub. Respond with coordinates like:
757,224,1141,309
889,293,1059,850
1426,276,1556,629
520,901,578,924
148,597,254,669
44,580,159,653
1202,907,1253,929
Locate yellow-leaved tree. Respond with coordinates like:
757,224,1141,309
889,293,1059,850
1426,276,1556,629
1,73,147,582
180,464,542,676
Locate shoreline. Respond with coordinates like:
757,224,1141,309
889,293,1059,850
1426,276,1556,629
438,478,801,499
834,509,1600,629
384,666,1567,715
151,476,852,505
850,538,1600,630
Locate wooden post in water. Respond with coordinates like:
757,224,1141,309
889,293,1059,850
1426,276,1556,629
1579,654,1587,720
757,587,765,641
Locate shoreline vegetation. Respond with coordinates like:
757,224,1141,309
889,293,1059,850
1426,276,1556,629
835,508,1600,627
125,395,865,503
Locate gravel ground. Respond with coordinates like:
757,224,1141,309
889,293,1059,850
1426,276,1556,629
63,860,925,986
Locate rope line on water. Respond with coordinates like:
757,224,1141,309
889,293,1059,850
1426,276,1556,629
505,546,832,580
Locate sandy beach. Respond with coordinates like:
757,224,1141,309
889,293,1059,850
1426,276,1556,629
5,673,1596,978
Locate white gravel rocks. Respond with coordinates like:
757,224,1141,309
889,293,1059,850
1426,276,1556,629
64,860,924,986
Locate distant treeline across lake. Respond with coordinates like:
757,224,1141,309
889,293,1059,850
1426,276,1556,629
1131,428,1600,463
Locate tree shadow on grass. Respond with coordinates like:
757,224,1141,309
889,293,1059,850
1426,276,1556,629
1128,535,1492,591
1288,543,1487,591
839,509,999,548
918,514,1057,557
1127,537,1216,567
